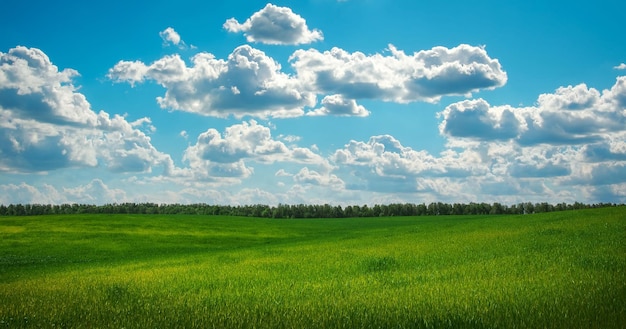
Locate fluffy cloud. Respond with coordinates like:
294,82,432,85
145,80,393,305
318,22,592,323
329,133,590,202
184,120,288,165
614,63,626,70
429,76,626,202
181,120,329,182
0,46,172,174
438,99,522,140
159,27,184,47
332,135,487,194
110,30,509,119
307,94,369,116
224,3,323,45
290,44,507,103
583,140,626,162
0,47,97,126
440,77,626,146
293,167,345,190
108,45,315,118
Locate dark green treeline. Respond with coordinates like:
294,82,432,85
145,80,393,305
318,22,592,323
0,202,619,217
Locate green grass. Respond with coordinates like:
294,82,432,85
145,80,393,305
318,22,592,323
1,208,625,328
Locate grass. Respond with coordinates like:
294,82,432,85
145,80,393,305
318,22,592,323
1,207,625,328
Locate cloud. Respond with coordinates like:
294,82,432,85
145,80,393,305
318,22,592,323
109,41,511,118
290,44,507,103
307,94,369,116
438,99,523,140
63,179,128,204
159,27,187,48
421,75,626,202
0,47,97,126
0,180,126,205
568,163,626,186
224,3,323,45
439,77,626,146
293,167,345,190
108,45,315,118
184,120,289,164
180,120,329,182
583,141,626,162
0,183,63,205
614,63,626,70
332,135,488,195
0,46,173,174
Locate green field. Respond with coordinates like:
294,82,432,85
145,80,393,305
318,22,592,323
1,208,625,328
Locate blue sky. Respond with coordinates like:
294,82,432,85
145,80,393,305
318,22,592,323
2,0,626,205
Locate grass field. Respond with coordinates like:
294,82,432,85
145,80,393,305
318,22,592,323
1,207,625,328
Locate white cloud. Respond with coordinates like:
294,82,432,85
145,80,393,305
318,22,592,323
109,41,511,119
63,179,127,204
614,63,626,70
180,120,329,182
0,46,174,174
293,167,345,190
184,120,289,164
0,183,63,205
106,60,149,87
290,44,507,103
332,135,488,194
438,99,523,140
108,45,315,118
307,94,370,116
439,77,626,146
224,3,323,45
0,180,126,205
583,139,626,162
426,76,626,202
159,27,187,48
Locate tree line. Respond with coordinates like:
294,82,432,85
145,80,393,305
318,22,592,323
0,201,619,217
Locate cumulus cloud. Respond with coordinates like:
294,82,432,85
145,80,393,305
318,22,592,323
290,44,507,103
181,120,329,182
184,120,289,165
293,167,345,190
224,3,323,45
108,45,315,118
583,141,626,162
159,27,187,48
0,46,173,174
439,77,626,146
569,163,626,186
328,132,592,203
614,63,626,70
109,40,510,118
307,94,369,116
332,134,488,194
438,99,522,140
425,76,626,202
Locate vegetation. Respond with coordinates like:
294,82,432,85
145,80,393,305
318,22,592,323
1,207,624,328
0,201,618,217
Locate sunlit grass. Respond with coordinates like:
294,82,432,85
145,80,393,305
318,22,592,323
1,208,625,328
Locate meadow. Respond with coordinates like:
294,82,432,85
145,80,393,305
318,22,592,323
1,207,624,328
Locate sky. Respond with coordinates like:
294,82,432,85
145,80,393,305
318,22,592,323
1,0,626,206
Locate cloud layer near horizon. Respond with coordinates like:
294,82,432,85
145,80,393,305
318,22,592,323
2,2,626,206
